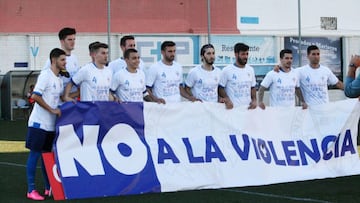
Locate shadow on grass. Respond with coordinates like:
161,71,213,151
0,120,28,141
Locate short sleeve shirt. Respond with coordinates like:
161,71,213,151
146,60,183,103
297,64,339,105
71,63,112,101
219,64,256,107
110,68,146,102
260,69,299,107
185,65,221,102
28,69,63,131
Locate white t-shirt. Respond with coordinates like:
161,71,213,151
43,54,80,93
146,60,183,103
108,58,146,74
219,64,256,107
71,63,112,101
110,68,146,102
185,65,221,102
297,64,339,105
260,69,299,107
28,69,63,131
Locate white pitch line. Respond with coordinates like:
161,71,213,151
0,161,40,168
218,188,332,203
0,161,337,203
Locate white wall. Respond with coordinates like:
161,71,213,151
2,34,360,77
237,0,360,36
0,34,202,74
0,35,28,74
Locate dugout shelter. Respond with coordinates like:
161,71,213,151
1,70,40,120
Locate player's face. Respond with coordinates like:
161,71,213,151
126,52,140,70
94,48,109,65
307,49,320,66
162,46,176,63
280,53,293,69
236,50,248,66
122,39,136,52
55,55,67,70
202,48,215,65
61,34,76,52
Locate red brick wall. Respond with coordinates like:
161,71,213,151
0,0,238,34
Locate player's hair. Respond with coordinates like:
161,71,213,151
234,43,249,53
88,41,100,52
124,48,138,59
161,41,176,51
49,48,66,61
307,45,319,55
200,44,214,56
58,27,76,40
280,49,293,59
89,42,108,53
120,35,135,47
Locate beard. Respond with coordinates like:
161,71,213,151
237,57,247,66
311,59,320,65
204,58,214,65
165,55,175,62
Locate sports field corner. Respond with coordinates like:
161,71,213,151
1,119,360,203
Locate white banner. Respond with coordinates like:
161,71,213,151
55,99,360,199
144,99,360,192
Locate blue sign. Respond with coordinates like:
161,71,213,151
240,16,259,24
54,102,161,199
30,46,39,57
284,37,342,76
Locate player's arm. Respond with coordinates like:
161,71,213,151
146,86,165,104
258,86,267,110
108,92,116,102
143,89,153,102
295,87,307,109
68,89,80,99
63,81,77,102
273,65,280,72
335,80,344,90
218,86,233,109
180,85,201,102
248,87,257,109
31,94,61,117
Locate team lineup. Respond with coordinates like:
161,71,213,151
25,27,358,201
42,28,346,109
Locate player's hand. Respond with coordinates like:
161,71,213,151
51,108,61,117
219,97,233,109
63,96,77,104
248,101,257,109
112,96,121,103
259,102,266,110
155,98,166,104
301,102,308,109
189,96,202,102
273,65,280,73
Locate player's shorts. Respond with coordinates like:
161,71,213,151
25,127,55,152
